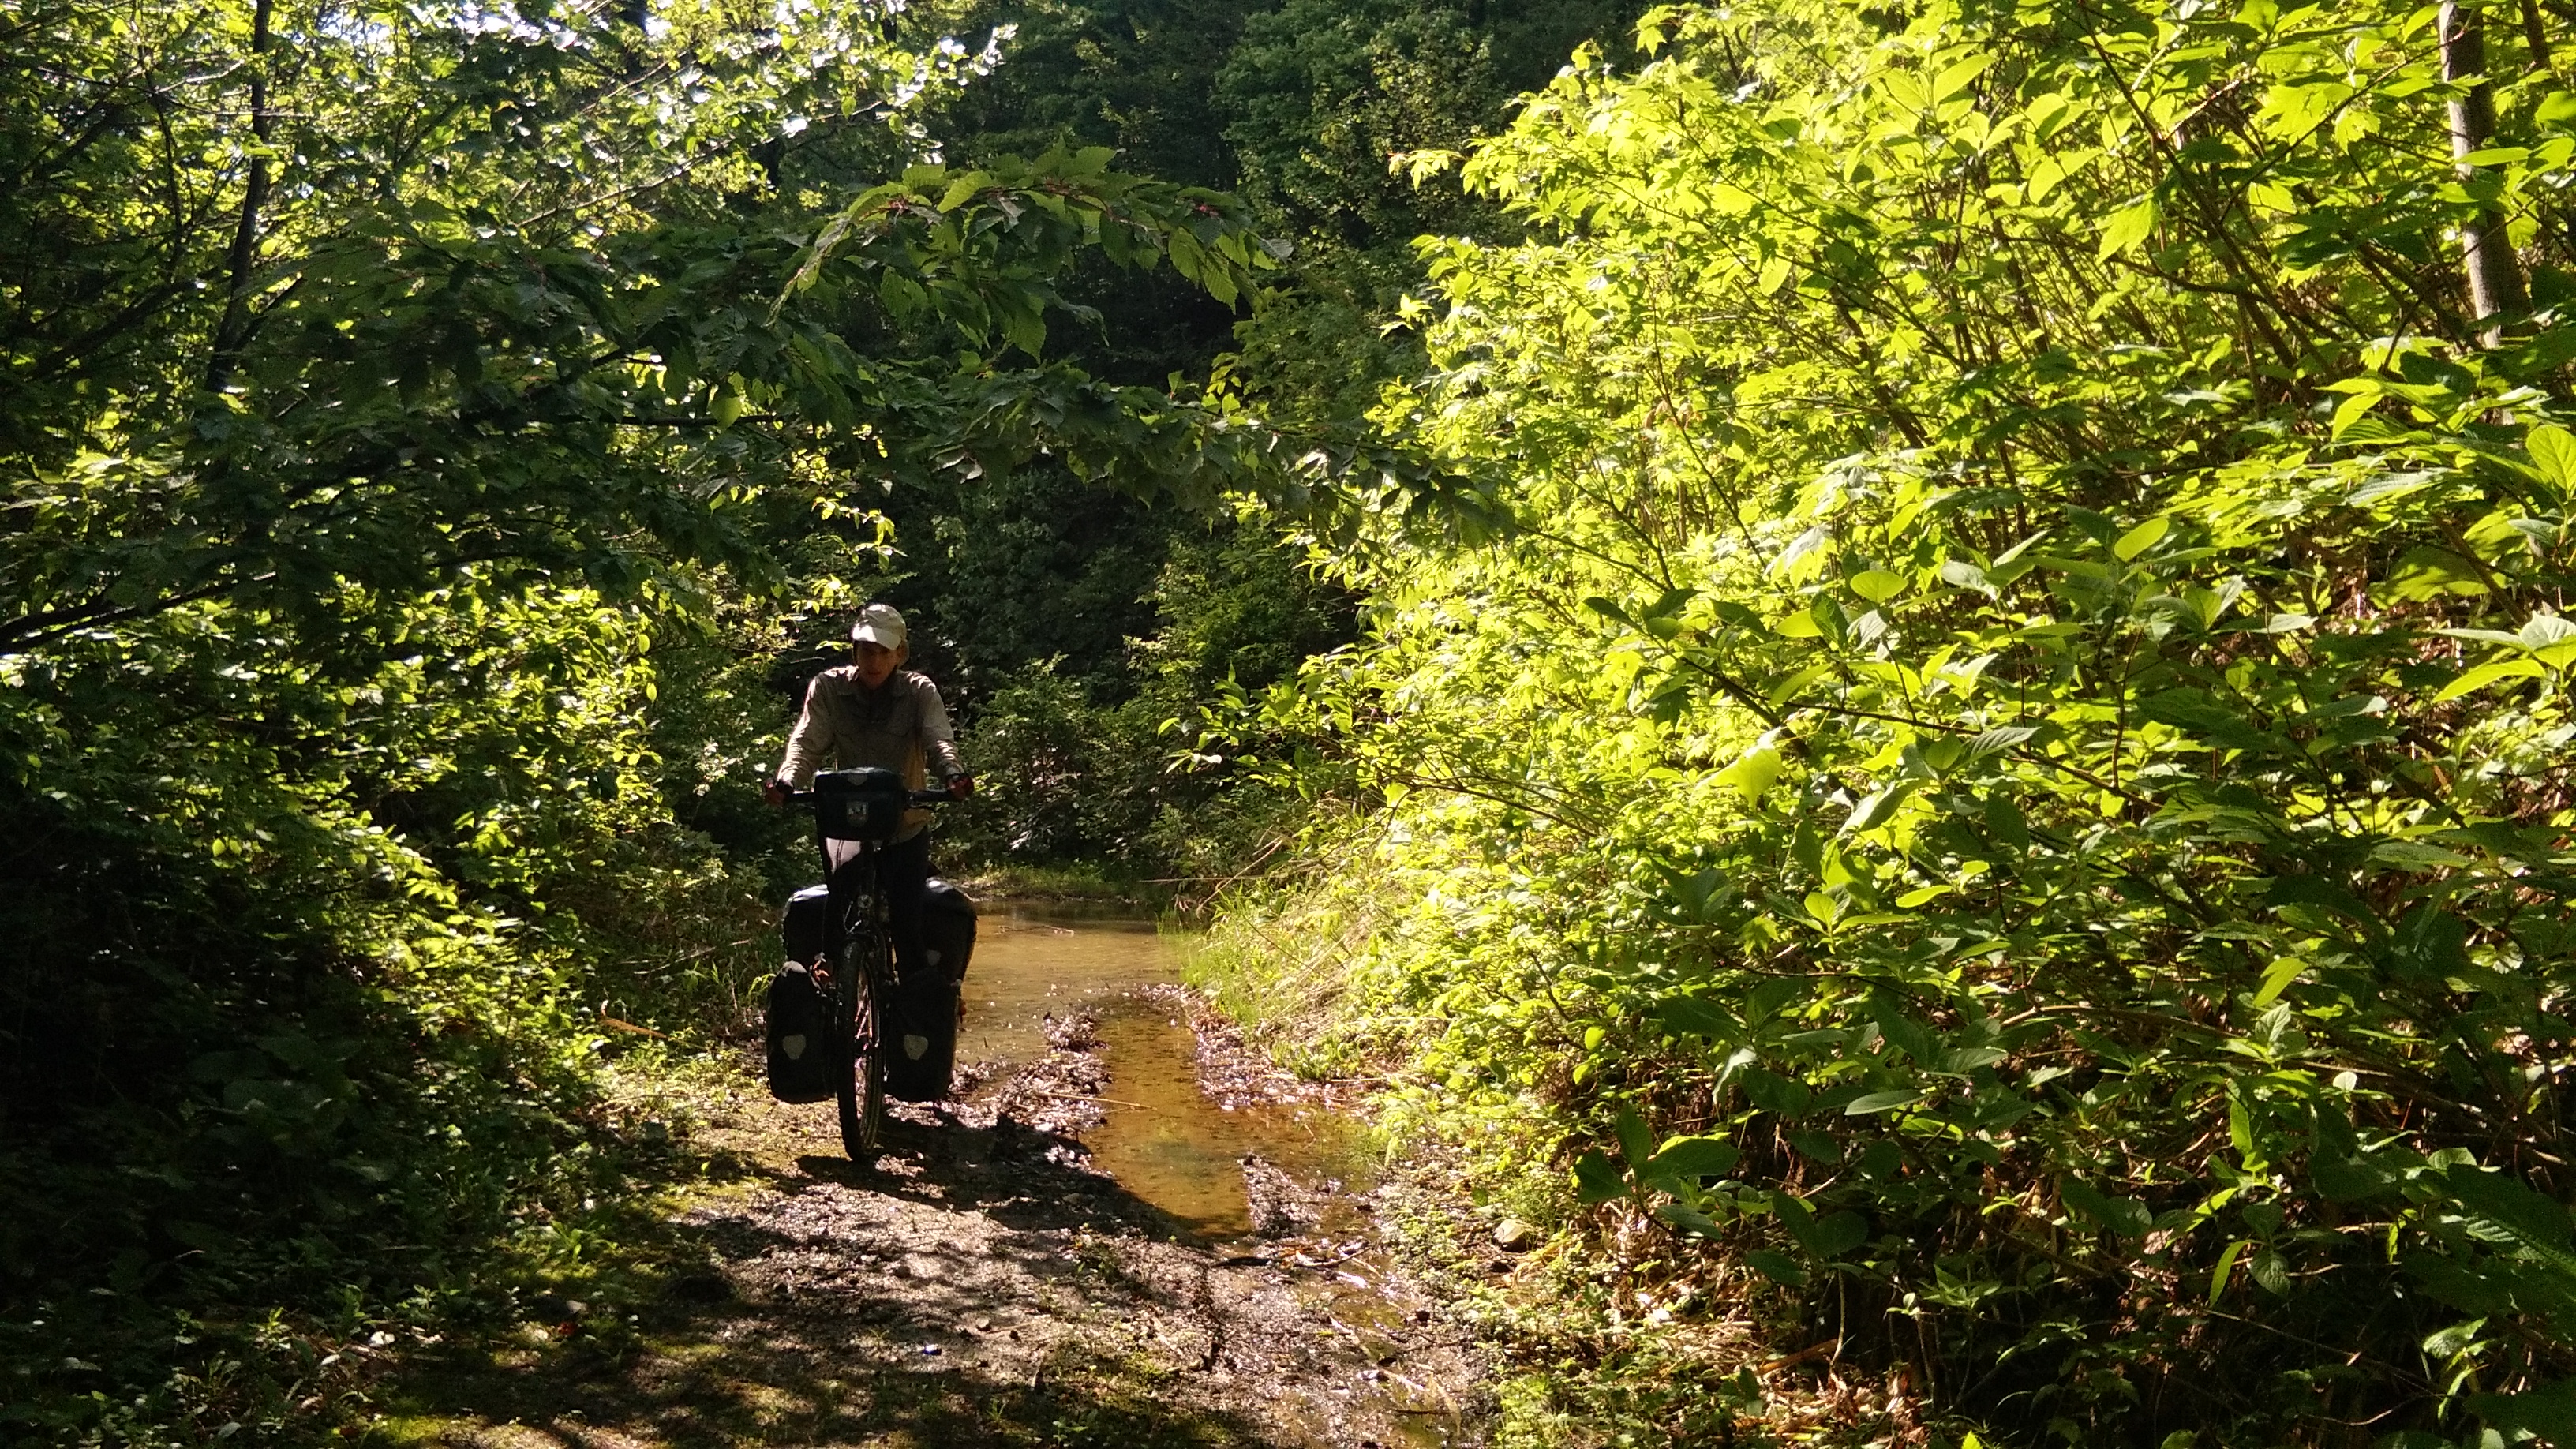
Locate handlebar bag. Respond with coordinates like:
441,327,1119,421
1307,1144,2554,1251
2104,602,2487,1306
812,766,908,842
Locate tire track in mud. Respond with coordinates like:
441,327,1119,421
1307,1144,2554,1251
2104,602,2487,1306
385,1002,1485,1449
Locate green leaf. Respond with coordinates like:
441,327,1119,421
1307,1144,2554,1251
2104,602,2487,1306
2434,657,2545,701
1845,779,1921,833
2113,517,2169,561
2469,1379,2576,1447
1807,1211,1868,1257
1643,1136,1743,1185
1613,1103,1655,1171
1746,1249,1808,1286
1573,1149,1628,1204
1968,724,2035,759
2138,689,2269,752
1717,746,1784,800
1849,568,1905,603
2061,1177,2152,1237
2422,1318,2488,1359
1741,1069,1813,1116
2097,197,2158,259
1983,795,2030,850
2368,839,2476,871
2252,954,2308,1006
1930,51,1994,103
2208,1240,2249,1303
2312,1147,2399,1204
1656,994,1735,1039
1844,1089,1920,1115
2328,387,2382,439
2440,1166,2576,1271
2525,424,2576,492
2518,613,2576,669
1654,1200,1721,1236
2408,1252,2517,1315
2387,906,2471,978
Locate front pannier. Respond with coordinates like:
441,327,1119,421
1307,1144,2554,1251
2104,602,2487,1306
763,960,837,1103
919,877,978,982
884,878,976,1101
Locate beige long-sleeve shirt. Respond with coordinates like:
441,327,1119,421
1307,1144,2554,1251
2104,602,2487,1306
776,667,964,842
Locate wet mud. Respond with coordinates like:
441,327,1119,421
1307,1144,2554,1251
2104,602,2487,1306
383,910,1486,1448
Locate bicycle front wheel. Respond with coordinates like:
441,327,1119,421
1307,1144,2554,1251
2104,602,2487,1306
836,930,889,1157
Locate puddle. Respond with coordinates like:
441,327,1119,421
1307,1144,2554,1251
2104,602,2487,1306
959,904,1458,1448
1088,1007,1371,1241
960,904,1370,1239
957,908,1177,1065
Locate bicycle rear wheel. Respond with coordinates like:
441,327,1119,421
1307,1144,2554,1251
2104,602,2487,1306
837,930,888,1157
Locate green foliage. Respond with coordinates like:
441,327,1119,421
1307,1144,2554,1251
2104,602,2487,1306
1220,0,1654,423
928,514,1351,881
1211,0,2576,1440
0,0,1334,1438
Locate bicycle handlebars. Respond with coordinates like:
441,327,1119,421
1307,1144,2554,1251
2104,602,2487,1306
780,786,954,807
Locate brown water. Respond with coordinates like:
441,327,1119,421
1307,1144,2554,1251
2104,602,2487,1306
962,905,1455,1447
960,904,1370,1241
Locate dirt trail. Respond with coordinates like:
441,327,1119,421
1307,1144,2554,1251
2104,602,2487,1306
384,1005,1488,1448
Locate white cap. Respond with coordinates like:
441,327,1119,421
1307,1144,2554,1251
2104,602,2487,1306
851,602,907,650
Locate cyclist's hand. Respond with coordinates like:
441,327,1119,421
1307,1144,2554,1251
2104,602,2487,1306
762,777,791,807
947,773,974,800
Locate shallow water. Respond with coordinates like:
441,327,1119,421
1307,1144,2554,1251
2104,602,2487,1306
959,904,1370,1241
957,904,1452,1447
954,909,1174,1064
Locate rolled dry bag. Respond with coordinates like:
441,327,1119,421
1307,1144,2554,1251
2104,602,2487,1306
884,878,976,1102
763,958,837,1103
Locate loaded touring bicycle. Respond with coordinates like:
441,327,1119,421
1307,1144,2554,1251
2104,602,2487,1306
767,767,976,1156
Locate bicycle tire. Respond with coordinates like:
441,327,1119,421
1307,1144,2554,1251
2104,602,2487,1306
837,927,889,1157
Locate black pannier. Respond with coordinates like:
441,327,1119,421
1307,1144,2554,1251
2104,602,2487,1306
781,882,831,967
763,960,837,1103
885,878,976,1102
919,877,977,982
769,885,836,1103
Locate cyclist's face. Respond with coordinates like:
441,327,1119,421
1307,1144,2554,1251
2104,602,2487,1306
852,640,904,687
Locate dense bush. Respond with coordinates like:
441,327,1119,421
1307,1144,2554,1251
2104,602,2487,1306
1204,0,2576,1441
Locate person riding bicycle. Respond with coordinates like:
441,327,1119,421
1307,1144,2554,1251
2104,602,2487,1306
763,603,972,988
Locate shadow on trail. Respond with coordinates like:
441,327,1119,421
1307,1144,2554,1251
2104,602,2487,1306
380,1108,1301,1449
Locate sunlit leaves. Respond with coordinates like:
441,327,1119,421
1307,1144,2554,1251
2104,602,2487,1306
1251,0,2576,1436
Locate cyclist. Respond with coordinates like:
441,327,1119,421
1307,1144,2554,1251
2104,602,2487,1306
764,603,972,989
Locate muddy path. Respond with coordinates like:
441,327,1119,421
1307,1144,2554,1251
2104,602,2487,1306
383,915,1488,1449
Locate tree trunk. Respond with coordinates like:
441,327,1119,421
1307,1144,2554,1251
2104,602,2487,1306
2440,0,2531,346
205,0,275,393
